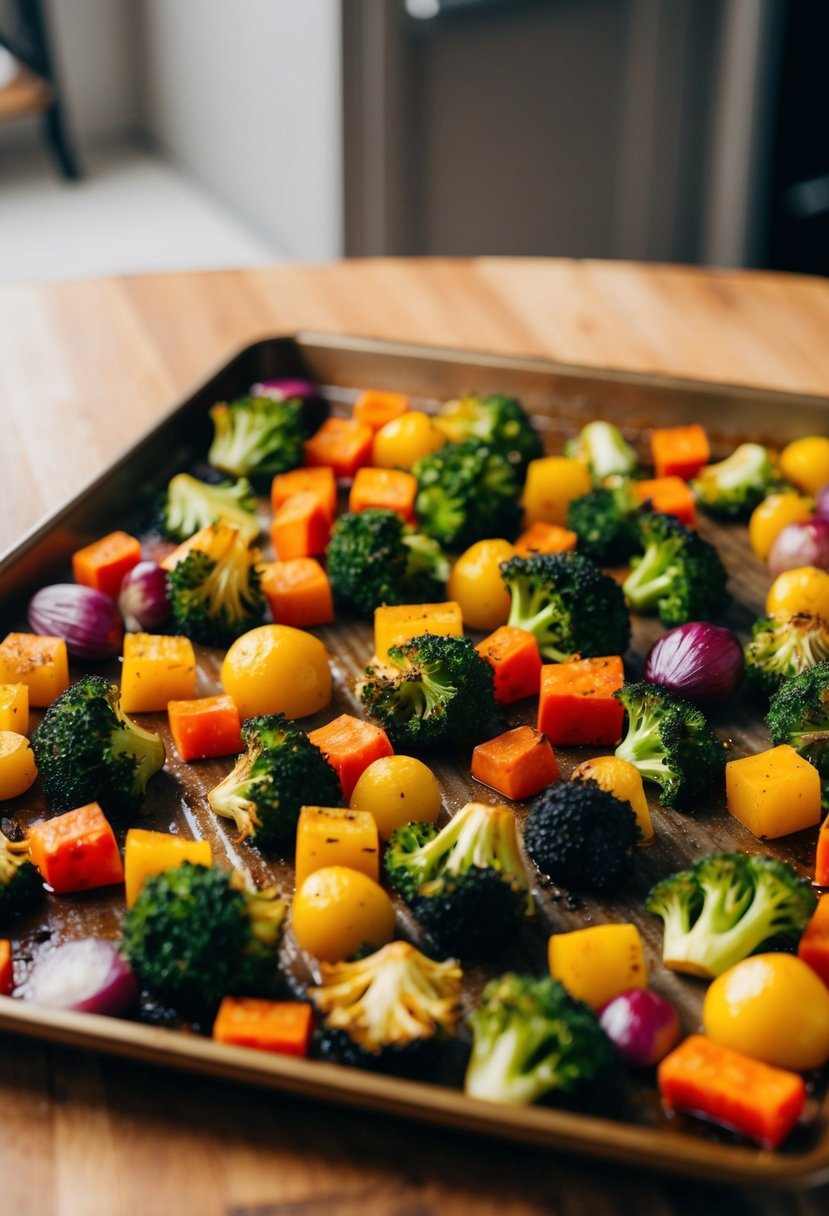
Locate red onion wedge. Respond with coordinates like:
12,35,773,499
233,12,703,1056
768,518,829,577
118,560,171,632
599,988,680,1068
28,584,123,660
643,621,744,710
251,377,319,402
29,938,137,1016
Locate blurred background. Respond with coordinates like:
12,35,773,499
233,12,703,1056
0,0,825,285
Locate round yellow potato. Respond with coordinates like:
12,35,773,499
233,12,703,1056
703,953,829,1071
372,411,445,470
748,492,813,561
766,566,829,620
447,539,515,631
291,865,395,962
0,731,37,800
779,435,829,496
221,624,331,720
350,754,442,839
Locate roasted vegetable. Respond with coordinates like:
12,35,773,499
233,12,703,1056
622,512,728,627
692,443,784,521
563,420,639,484
565,482,643,565
765,659,829,776
207,394,306,480
167,524,265,647
523,780,639,893
745,615,829,699
413,441,522,549
325,509,449,617
162,472,258,543
0,830,42,918
434,393,543,472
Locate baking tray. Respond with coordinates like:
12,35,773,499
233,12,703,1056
1,333,829,1188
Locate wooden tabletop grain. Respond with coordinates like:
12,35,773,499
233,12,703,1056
2,258,829,1216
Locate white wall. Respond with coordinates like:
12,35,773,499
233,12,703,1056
138,0,343,261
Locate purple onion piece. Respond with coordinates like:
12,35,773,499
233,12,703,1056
768,518,829,577
29,938,138,1016
598,989,681,1068
815,483,829,523
28,584,123,659
642,621,744,709
250,378,319,401
118,561,171,632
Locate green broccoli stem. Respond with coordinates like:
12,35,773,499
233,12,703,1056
506,587,573,662
243,886,285,946
110,711,166,800
207,752,261,838
411,804,532,912
388,664,457,721
622,538,683,609
465,1023,564,1105
614,711,672,785
403,533,450,585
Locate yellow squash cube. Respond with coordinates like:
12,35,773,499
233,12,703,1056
124,828,212,907
0,633,69,708
0,731,37,800
374,601,463,662
120,632,197,713
0,684,29,735
295,805,380,889
726,744,821,839
548,923,647,1009
522,456,592,526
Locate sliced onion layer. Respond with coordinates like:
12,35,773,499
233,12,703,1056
29,938,138,1016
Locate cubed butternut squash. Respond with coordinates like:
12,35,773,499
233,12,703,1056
307,715,393,800
548,922,647,1009
374,601,463,663
726,745,821,840
0,731,37,800
120,632,197,713
270,466,337,519
522,456,591,527
295,805,380,889
0,684,29,735
0,633,69,708
124,828,212,907
471,726,559,801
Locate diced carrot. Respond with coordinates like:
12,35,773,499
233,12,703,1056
475,626,542,705
27,802,124,895
348,467,418,522
304,417,374,480
514,522,578,556
0,634,69,708
633,477,697,526
213,997,314,1057
815,812,829,887
0,940,13,996
168,694,243,762
537,656,625,746
651,425,710,481
353,390,410,432
308,714,394,800
72,530,142,598
260,558,334,628
270,466,337,519
657,1035,805,1150
798,893,829,988
269,492,331,560
471,726,559,801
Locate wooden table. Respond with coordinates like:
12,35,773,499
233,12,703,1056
1,258,828,1215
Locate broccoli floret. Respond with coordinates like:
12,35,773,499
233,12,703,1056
0,831,42,918
413,441,522,549
464,973,615,1105
434,393,543,472
167,523,265,646
500,551,631,662
207,394,306,481
646,852,816,978
766,660,829,777
522,780,639,893
745,614,829,699
358,634,497,750
614,682,726,808
31,674,165,817
308,940,463,1067
162,472,258,544
566,482,643,565
385,801,533,958
207,714,341,846
121,862,285,1018
563,420,639,484
692,443,785,521
325,509,449,617
622,512,728,627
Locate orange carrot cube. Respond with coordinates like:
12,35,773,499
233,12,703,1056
213,997,314,1057
27,802,124,894
72,530,142,598
537,656,625,746
308,714,394,799
348,467,418,522
167,694,243,762
304,417,374,480
816,812,829,886
270,466,337,519
633,477,697,526
471,726,559,801
475,626,542,705
651,425,710,481
514,522,578,556
260,558,334,628
353,390,410,431
798,894,829,988
269,492,331,560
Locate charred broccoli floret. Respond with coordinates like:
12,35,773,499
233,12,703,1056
566,482,643,565
464,973,615,1105
162,472,258,544
766,660,829,777
167,523,265,646
325,509,449,617
207,394,306,481
31,674,165,817
646,852,816,978
357,633,497,750
121,862,284,1018
614,682,726,808
309,941,463,1068
692,443,784,521
522,780,639,893
0,831,42,918
385,801,533,958
207,714,341,847
433,393,543,472
622,512,728,627
745,614,829,698
413,441,522,549
563,420,639,484
500,551,631,662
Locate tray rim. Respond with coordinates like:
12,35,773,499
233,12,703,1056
3,330,829,1189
